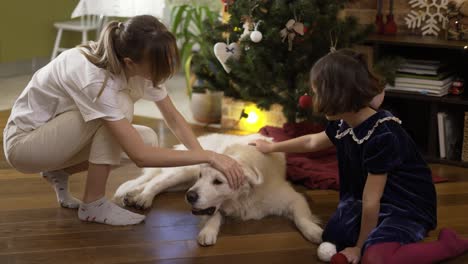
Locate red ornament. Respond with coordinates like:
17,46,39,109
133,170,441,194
299,94,312,109
303,22,315,34
330,253,349,264
221,0,235,12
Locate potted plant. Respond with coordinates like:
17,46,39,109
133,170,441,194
170,1,228,123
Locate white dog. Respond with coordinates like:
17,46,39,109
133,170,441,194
114,133,323,246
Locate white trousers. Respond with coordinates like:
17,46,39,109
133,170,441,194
3,93,157,173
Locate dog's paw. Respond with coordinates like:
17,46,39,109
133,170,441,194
124,190,155,210
113,180,144,207
297,219,323,244
197,228,218,246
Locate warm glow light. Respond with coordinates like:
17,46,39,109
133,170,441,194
239,105,265,132
246,111,258,124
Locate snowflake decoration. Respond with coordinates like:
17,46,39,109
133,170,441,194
405,0,449,36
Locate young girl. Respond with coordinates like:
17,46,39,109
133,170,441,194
251,49,468,263
3,15,244,226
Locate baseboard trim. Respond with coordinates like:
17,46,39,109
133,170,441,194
0,57,49,78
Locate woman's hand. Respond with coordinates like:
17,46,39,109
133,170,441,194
340,247,361,264
208,151,245,189
249,139,274,154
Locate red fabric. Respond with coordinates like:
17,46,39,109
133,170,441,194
361,229,468,264
259,122,340,190
259,122,447,190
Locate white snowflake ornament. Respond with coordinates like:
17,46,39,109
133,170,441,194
405,0,449,36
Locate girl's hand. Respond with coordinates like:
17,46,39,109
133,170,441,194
340,247,361,264
208,151,245,189
248,139,274,154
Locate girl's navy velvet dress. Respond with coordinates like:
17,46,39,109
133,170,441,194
322,110,437,253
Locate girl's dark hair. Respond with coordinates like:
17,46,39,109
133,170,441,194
79,15,180,87
310,49,382,115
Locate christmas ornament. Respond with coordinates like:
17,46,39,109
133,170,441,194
214,42,241,73
221,0,235,12
221,0,227,11
299,94,312,109
405,0,449,36
221,0,234,24
250,21,263,43
329,30,339,53
240,16,254,40
250,31,263,42
303,22,310,34
280,19,305,51
295,22,312,44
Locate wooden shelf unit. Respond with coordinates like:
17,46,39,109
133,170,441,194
384,91,468,106
366,34,468,50
366,34,468,167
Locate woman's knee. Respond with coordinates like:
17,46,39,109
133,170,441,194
134,125,158,147
89,126,123,165
6,149,57,174
6,157,39,174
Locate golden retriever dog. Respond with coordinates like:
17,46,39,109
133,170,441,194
114,133,323,246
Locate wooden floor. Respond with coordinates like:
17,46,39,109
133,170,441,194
0,110,467,264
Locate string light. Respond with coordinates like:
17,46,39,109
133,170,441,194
246,111,259,124
239,106,265,132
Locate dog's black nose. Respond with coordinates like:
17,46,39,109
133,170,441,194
186,190,199,204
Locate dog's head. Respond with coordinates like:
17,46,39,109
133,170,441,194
185,164,262,216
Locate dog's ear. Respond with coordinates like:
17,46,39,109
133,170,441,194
243,166,263,186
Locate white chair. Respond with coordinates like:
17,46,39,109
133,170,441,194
51,14,106,60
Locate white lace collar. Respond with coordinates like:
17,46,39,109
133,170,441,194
335,116,402,144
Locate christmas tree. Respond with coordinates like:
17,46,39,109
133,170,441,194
191,0,371,122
